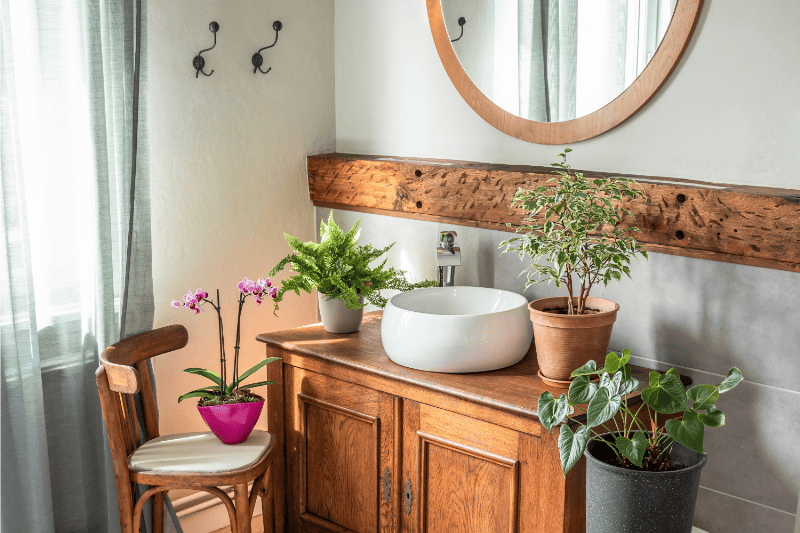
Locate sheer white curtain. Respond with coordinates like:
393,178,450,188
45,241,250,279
518,0,676,121
1,0,179,531
518,0,579,122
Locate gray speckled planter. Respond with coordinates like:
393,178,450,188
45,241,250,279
318,293,364,333
586,433,706,533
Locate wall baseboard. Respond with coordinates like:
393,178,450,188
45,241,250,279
172,485,263,533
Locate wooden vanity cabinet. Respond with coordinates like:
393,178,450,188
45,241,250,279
282,366,396,533
258,314,658,533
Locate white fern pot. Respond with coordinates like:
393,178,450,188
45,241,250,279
318,293,364,334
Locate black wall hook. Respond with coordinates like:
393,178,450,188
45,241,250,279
252,21,283,74
193,21,219,78
450,17,466,42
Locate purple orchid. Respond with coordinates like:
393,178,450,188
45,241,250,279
171,276,279,398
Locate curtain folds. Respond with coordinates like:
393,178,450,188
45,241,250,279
1,0,177,531
518,0,578,122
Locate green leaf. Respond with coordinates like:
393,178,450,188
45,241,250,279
641,374,687,415
568,375,598,404
615,431,647,468
620,366,640,396
237,380,276,390
687,384,720,411
598,371,622,396
586,388,622,428
570,360,599,378
718,367,743,392
229,357,281,390
183,368,222,387
604,352,624,374
665,411,706,453
558,425,590,476
538,392,570,433
178,388,218,403
697,405,726,428
665,367,680,377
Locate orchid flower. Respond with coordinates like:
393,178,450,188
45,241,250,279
171,277,281,402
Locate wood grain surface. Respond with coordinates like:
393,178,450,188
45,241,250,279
262,316,692,533
258,313,678,429
308,153,800,272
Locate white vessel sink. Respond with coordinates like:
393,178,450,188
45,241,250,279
381,287,533,373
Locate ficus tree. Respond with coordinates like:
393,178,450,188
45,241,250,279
500,149,648,315
537,350,743,475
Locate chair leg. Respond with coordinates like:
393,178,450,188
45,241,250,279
153,492,164,533
261,473,275,533
234,483,252,533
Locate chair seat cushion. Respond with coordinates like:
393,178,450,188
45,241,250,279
128,430,272,473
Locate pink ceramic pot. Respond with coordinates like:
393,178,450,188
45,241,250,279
197,394,264,445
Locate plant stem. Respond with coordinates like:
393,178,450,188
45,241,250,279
232,293,245,391
207,291,226,395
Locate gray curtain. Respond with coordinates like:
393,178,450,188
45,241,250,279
518,0,578,122
1,0,180,532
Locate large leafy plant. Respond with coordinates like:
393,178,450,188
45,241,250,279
500,149,648,315
538,350,743,475
172,280,280,405
269,213,436,311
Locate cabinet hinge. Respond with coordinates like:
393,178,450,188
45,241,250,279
382,467,391,504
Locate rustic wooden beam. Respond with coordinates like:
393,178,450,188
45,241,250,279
308,153,800,273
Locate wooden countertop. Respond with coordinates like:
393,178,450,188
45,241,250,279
257,312,684,423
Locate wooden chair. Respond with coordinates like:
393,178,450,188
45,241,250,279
96,324,277,533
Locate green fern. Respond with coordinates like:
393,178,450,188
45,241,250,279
269,213,436,311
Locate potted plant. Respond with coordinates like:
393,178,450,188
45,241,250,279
538,350,742,532
500,149,647,383
172,279,280,445
269,213,436,333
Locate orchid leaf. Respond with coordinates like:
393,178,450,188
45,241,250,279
237,380,276,391
177,388,218,403
228,357,281,391
183,368,222,387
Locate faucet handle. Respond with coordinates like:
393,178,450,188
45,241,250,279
439,231,457,253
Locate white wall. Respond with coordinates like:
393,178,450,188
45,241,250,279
148,0,334,440
332,1,800,532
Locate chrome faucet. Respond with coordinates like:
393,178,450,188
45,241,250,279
437,230,461,286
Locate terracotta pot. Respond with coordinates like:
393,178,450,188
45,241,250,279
197,394,264,445
528,296,619,382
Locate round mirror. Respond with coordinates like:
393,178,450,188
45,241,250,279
427,0,703,143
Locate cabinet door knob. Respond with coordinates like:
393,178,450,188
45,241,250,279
382,467,391,504
404,478,413,514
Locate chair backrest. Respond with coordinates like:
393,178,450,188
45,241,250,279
95,324,188,528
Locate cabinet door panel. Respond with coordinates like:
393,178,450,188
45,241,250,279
286,366,395,533
404,401,521,533
301,394,378,531
420,434,519,533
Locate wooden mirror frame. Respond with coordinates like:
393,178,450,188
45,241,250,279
427,0,704,144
